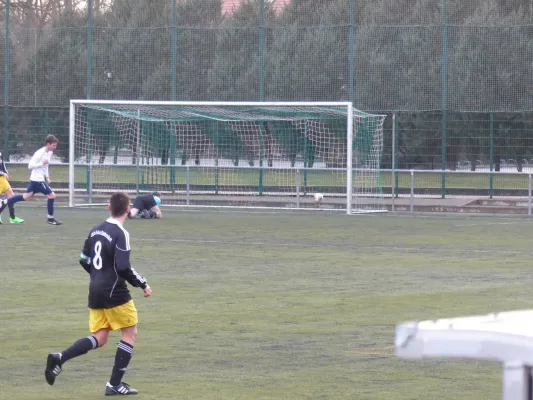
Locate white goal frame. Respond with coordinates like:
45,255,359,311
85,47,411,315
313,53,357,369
69,100,385,215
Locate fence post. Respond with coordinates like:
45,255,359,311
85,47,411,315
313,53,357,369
85,0,93,201
348,0,355,102
258,130,264,196
86,0,92,100
169,0,177,186
489,112,494,199
186,165,190,206
214,121,219,195
441,0,448,200
88,164,93,204
394,111,399,197
391,112,396,212
3,0,10,161
171,0,177,101
296,169,301,209
527,174,531,215
258,0,265,100
410,170,414,213
135,110,141,196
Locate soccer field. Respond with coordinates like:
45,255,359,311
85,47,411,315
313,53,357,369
2,207,533,399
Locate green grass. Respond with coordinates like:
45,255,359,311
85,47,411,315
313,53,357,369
2,208,532,399
5,164,530,192
0,208,533,400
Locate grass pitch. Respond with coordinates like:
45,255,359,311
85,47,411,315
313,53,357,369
1,206,533,399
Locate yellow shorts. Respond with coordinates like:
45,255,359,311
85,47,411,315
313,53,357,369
0,176,11,195
89,300,138,333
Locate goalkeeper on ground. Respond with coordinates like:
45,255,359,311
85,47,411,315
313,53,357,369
127,192,162,219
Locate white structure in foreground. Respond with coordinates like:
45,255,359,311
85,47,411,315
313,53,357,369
395,310,533,400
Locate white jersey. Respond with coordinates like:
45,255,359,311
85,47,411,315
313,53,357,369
28,146,52,182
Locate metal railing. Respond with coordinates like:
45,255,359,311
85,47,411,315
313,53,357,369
387,169,533,215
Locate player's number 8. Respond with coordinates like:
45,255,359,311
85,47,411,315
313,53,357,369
94,241,103,270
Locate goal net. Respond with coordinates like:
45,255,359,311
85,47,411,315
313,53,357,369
69,101,386,214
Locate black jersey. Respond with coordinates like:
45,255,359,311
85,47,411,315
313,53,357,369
132,194,157,211
0,151,8,176
79,218,148,309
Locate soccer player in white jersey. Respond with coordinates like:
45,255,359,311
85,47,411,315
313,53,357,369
0,134,62,225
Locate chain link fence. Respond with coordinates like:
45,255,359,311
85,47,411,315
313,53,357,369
1,0,532,199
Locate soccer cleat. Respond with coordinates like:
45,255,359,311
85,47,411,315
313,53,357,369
105,382,138,396
0,215,2,224
44,353,62,385
47,218,63,225
9,216,24,224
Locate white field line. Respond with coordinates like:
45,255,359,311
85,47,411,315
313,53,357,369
455,221,533,227
21,202,533,220
16,235,533,255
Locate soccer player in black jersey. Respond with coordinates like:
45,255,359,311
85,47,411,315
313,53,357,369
44,192,152,396
128,192,162,219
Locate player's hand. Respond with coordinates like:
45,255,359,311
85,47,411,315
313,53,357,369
46,177,51,184
4,174,8,181
42,159,49,165
143,285,152,297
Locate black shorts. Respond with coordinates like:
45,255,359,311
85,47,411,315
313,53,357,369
132,194,156,211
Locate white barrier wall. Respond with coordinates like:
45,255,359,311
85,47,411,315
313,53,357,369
396,310,533,400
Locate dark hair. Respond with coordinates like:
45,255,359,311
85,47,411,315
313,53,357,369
45,134,58,145
152,191,161,198
109,192,130,217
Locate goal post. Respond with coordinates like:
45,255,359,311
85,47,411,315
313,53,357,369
69,100,386,214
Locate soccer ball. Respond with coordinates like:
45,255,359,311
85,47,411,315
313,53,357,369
314,193,324,202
